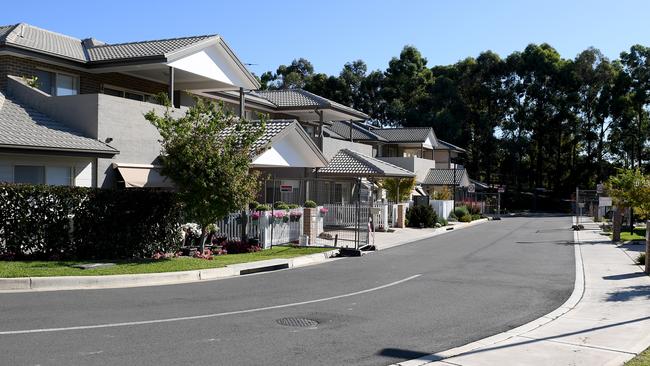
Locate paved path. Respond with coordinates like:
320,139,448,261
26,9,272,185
397,218,650,366
0,216,574,366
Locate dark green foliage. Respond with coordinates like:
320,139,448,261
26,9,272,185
454,206,470,218
256,204,271,211
459,214,473,223
406,205,438,228
273,201,289,210
0,184,183,259
304,200,317,208
637,252,646,265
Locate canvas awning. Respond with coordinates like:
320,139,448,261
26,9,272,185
112,163,174,188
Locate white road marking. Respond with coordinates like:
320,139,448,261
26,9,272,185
0,274,420,336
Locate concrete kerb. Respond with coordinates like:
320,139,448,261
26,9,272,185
0,249,340,292
390,217,587,366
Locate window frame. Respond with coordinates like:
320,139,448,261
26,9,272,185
101,84,156,103
34,67,80,96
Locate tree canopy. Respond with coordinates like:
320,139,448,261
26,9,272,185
145,98,265,236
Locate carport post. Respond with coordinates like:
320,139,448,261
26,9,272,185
168,66,175,107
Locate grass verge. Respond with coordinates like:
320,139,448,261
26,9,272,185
625,347,650,365
611,227,646,242
0,247,332,278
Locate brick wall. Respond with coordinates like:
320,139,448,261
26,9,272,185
0,55,167,95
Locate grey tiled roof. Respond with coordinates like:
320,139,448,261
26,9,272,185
220,119,293,152
328,121,387,142
0,92,118,155
422,168,467,185
1,24,86,61
86,35,216,61
373,127,434,143
319,149,415,178
437,139,467,153
0,23,217,63
252,89,369,119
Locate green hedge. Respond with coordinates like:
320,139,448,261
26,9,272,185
0,184,183,260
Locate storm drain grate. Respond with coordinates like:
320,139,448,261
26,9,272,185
276,317,319,328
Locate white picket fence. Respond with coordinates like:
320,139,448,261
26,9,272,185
214,210,304,248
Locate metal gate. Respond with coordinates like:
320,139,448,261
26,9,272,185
259,178,373,250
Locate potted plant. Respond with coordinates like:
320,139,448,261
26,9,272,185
319,207,329,217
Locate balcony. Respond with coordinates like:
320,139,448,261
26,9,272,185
376,156,436,183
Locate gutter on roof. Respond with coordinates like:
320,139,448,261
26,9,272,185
0,144,119,158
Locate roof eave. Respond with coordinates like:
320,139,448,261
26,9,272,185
0,144,119,158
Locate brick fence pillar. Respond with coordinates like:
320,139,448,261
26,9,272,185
396,204,406,228
303,208,318,245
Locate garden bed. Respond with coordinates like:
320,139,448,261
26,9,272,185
0,247,331,278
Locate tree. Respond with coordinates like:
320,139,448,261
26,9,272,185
379,177,416,202
145,97,266,248
383,46,434,126
264,58,315,89
607,168,650,273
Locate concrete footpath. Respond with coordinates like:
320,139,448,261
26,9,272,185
392,217,650,366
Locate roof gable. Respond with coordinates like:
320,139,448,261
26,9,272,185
252,89,369,120
422,168,469,186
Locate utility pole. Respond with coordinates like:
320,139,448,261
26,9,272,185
576,187,580,228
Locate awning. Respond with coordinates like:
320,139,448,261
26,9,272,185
112,163,174,188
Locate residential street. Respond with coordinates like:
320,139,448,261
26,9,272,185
0,216,575,366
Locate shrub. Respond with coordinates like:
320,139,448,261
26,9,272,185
0,184,184,259
406,205,438,228
223,240,262,254
287,204,299,209
454,206,470,218
637,252,646,265
304,200,317,208
274,201,289,210
471,214,481,221
438,218,448,226
459,214,472,223
256,204,271,211
248,201,259,210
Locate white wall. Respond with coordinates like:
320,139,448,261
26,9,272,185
0,154,94,187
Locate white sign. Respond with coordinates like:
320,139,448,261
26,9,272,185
596,183,604,194
498,187,505,193
468,184,475,193
599,197,612,207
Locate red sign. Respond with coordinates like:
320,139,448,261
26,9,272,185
280,185,293,192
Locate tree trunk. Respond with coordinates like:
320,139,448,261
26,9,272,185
646,220,650,274
613,207,622,242
645,220,650,274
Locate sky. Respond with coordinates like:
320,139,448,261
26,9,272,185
2,1,649,77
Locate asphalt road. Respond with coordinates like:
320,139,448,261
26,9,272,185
0,215,575,366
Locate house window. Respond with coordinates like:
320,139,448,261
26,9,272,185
46,166,72,186
33,70,79,96
10,165,72,186
14,166,45,184
103,85,157,104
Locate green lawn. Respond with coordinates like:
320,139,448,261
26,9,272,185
625,347,650,365
612,227,646,241
0,247,332,278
